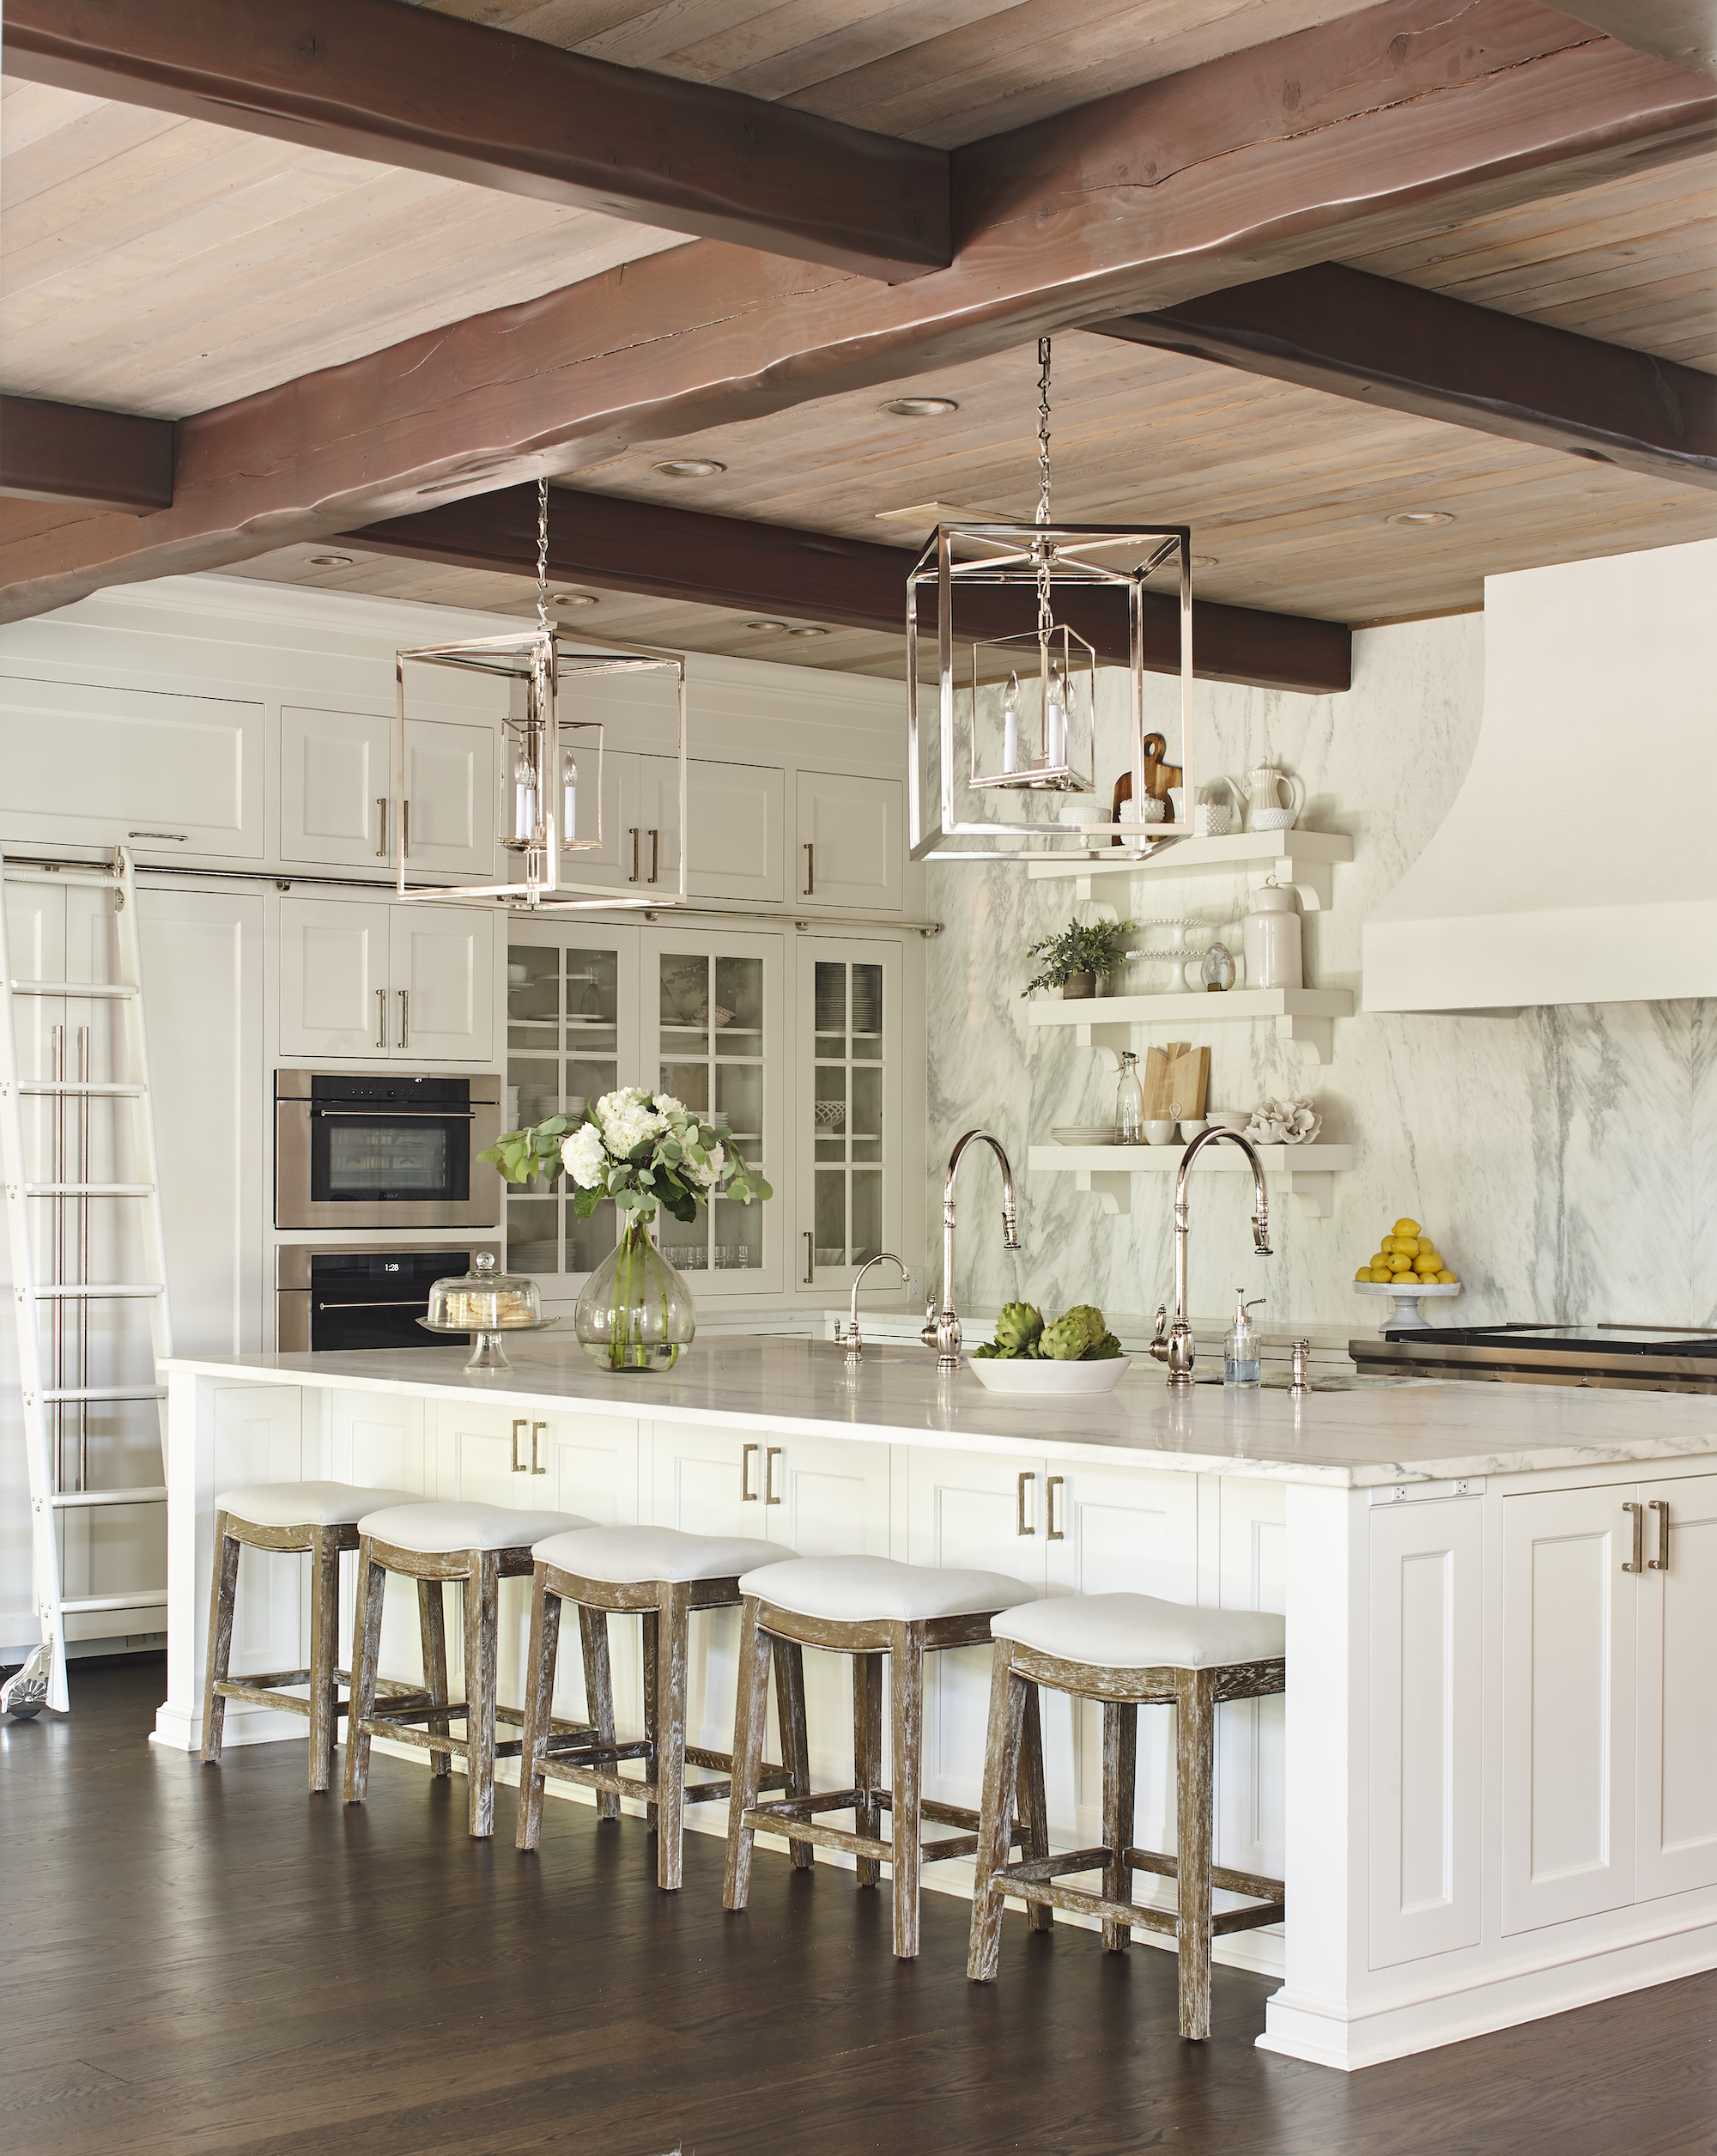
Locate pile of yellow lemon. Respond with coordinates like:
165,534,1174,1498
1356,1217,1458,1287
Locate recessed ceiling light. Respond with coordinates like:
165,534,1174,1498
310,554,354,567
551,591,598,606
744,619,792,633
786,625,830,638
1386,511,1455,527
653,459,726,479
879,397,960,418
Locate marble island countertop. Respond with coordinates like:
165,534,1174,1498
161,1336,1717,1491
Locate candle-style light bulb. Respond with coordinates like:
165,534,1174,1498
1002,672,1021,774
1044,661,1068,772
560,744,578,847
508,738,541,851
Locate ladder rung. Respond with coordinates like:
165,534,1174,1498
58,1589,168,1615
25,1182,156,1197
16,1082,145,1097
9,980,137,998
52,1485,168,1509
38,1384,167,1403
32,1284,165,1299
3,869,124,891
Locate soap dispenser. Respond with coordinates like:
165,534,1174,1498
1223,1291,1265,1388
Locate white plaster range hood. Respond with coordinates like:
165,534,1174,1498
1364,537,1717,1012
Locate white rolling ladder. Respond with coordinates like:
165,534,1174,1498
0,847,173,1716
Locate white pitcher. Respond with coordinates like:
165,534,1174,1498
1236,762,1305,832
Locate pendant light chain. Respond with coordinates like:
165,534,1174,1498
535,477,550,635
1034,337,1053,641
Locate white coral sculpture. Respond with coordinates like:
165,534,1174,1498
1246,1095,1322,1145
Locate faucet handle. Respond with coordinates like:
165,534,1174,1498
921,1298,939,1349
1149,1303,1171,1364
1252,1209,1272,1257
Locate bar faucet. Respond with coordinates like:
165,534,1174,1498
1149,1127,1271,1388
922,1130,1020,1371
836,1252,908,1363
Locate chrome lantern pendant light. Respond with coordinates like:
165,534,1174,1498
906,338,1195,860
396,479,688,911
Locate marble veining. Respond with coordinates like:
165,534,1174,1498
926,615,1717,1332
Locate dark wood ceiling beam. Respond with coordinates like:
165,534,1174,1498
1556,2,1717,72
6,0,1714,625
0,396,174,513
0,0,950,283
1093,264,1717,491
339,486,1352,695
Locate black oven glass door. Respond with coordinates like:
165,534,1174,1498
312,1112,470,1207
308,1251,467,1352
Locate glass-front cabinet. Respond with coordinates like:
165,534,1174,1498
796,938,902,1291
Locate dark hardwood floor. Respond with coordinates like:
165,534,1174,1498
3,1657,1713,2156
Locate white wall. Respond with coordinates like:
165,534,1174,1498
926,608,1717,1330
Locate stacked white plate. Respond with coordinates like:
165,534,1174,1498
1051,1125,1119,1145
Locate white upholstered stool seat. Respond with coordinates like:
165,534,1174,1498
739,1556,1034,1625
969,1590,1288,2040
217,1480,422,1529
346,1504,596,1837
360,1501,593,1553
992,1593,1285,1672
725,1558,1047,1959
533,1525,785,1585
203,1481,428,1794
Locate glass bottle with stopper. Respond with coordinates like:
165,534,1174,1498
1223,1290,1265,1388
1115,1050,1145,1145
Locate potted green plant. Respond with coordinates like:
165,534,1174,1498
1021,916,1134,999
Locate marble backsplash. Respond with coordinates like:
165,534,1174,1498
925,613,1717,1332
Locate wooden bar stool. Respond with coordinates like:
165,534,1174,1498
967,1592,1286,2039
516,1526,811,1890
202,1481,425,1792
724,1556,1048,1959
344,1500,595,1837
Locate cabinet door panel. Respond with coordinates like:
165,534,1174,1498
645,756,785,903
1637,1473,1717,1900
401,717,494,877
327,1390,430,1685
651,1421,761,1544
1369,1497,1483,1969
211,1384,303,1679
1502,1486,1636,1933
391,905,494,1062
795,771,901,910
280,707,391,868
279,898,389,1057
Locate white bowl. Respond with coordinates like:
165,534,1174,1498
1251,807,1296,831
1205,1108,1250,1131
507,963,530,985
968,1354,1131,1394
1051,1126,1119,1146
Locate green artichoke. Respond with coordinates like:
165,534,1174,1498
994,1301,1045,1357
1041,1303,1107,1360
1086,1331,1123,1361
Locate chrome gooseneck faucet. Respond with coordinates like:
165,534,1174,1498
1150,1127,1271,1387
838,1251,909,1363
923,1129,1020,1370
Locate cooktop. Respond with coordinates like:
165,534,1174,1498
1397,1325,1717,1357
1350,1323,1717,1394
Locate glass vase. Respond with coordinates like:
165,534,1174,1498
573,1217,696,1373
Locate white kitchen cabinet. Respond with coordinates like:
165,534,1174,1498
278,707,494,876
401,717,494,878
643,756,786,903
1635,1472,1717,1902
797,938,902,1296
211,1382,304,1680
279,896,492,1061
795,770,903,910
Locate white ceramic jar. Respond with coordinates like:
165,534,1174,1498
1241,879,1302,988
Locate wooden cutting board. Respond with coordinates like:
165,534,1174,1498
1143,1042,1208,1118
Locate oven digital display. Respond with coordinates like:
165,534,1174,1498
324,1122,451,1199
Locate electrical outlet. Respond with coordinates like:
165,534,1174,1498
902,1267,919,1302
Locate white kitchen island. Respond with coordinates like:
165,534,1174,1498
155,1336,1717,2071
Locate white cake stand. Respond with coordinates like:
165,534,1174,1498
1354,1279,1461,1332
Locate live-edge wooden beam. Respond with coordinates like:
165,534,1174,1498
340,488,1353,697
0,397,174,513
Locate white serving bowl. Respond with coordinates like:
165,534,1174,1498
967,1354,1131,1394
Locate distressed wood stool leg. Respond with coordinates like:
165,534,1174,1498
464,1553,501,1839
417,1577,451,1776
1017,1679,1053,1933
655,1583,690,1891
515,1568,561,1853
1102,1698,1139,1951
772,1637,813,1871
722,1599,772,1914
852,1649,884,1888
578,1603,620,1822
640,1606,660,1830
967,1638,1027,1981
889,1620,927,1959
344,1537,386,1804
201,1511,240,1765
1174,1667,1217,2040
306,1527,341,1793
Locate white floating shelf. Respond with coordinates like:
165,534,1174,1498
1028,1141,1355,1218
1028,986,1354,1065
1027,829,1352,910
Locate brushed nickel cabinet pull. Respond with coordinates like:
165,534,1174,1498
401,799,411,858
741,1441,760,1502
1016,1471,1036,1536
648,829,659,884
1623,1500,1644,1573
1648,1498,1670,1572
375,798,388,859
804,1230,815,1285
765,1445,783,1506
628,827,640,883
375,987,386,1050
1047,1473,1065,1541
803,841,814,896
397,988,409,1048
510,1418,528,1473
531,1420,549,1475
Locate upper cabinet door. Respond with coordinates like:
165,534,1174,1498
643,756,785,903
279,897,391,1057
0,673,264,859
279,706,392,868
1636,1472,1717,1902
794,771,902,910
400,717,494,878
390,905,494,1062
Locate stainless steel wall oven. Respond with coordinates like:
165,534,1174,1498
274,1071,501,1230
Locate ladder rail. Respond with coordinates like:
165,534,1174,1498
118,850,176,1365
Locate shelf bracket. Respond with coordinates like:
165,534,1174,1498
1263,853,1334,912
1075,1169,1133,1217
1275,1012,1333,1064
1072,1022,1134,1060
1289,1169,1337,1218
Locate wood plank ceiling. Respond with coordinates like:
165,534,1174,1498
3,0,1714,671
